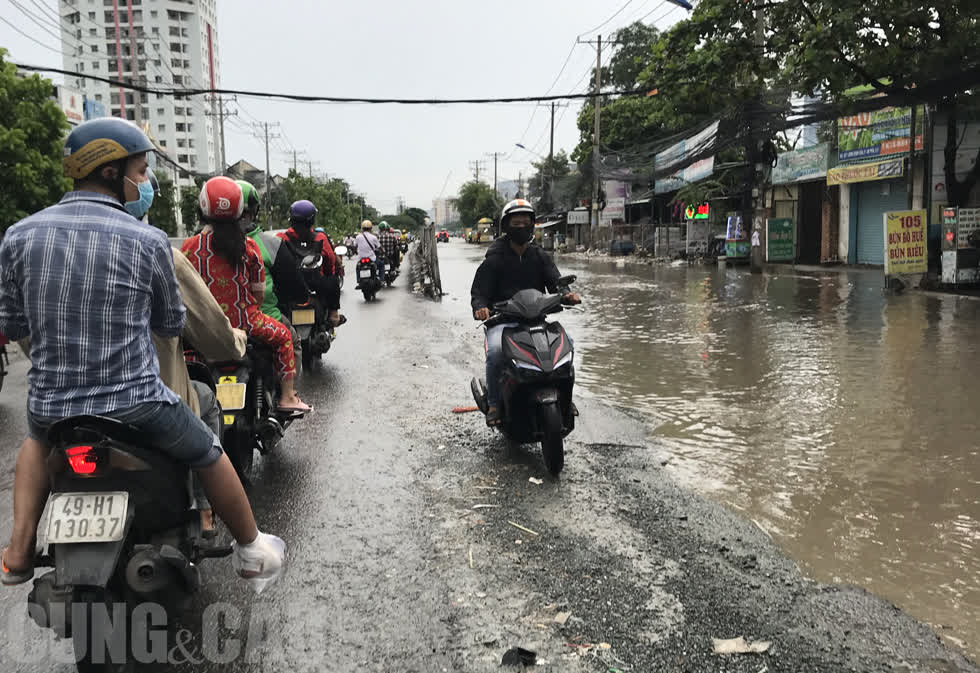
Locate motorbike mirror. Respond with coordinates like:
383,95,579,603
557,274,577,286
333,245,348,257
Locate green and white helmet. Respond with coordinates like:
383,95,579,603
235,180,260,215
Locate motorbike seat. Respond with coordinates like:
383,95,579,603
47,415,145,448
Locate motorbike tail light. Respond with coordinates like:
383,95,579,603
66,445,101,476
360,258,372,264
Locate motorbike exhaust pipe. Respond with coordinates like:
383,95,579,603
125,549,175,595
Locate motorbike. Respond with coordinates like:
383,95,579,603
286,247,346,370
470,276,579,476
345,243,357,259
202,342,306,479
27,394,232,671
384,254,399,287
355,256,383,302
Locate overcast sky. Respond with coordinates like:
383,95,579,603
1,0,688,214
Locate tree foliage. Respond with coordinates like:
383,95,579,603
456,181,504,227
268,171,381,240
771,0,980,206
148,172,177,236
403,207,428,229
528,150,572,213
0,48,71,233
179,180,202,234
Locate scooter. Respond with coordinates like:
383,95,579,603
355,256,383,302
27,407,232,671
287,250,341,370
384,257,399,287
470,276,578,475
205,342,306,479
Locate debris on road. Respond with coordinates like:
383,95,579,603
501,646,537,666
473,504,500,509
554,611,571,625
528,477,544,485
508,520,539,536
453,405,481,413
712,636,772,654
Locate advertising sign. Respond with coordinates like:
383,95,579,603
84,99,106,120
838,106,924,162
655,121,719,193
883,209,927,275
766,218,794,261
956,207,980,248
57,86,84,126
826,157,903,185
725,214,749,258
567,209,589,225
772,143,828,184
600,180,627,225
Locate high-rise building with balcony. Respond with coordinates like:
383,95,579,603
59,0,223,183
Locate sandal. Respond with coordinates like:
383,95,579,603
486,406,502,427
2,548,34,586
277,400,312,414
331,314,348,328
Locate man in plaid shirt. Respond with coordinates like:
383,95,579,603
0,118,283,588
378,221,402,271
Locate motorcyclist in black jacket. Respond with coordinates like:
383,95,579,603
470,199,581,426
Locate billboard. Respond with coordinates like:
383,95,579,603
84,99,106,120
883,210,927,275
655,121,719,193
772,143,828,184
838,106,923,163
826,157,903,185
57,86,84,126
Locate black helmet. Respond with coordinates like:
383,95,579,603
63,117,155,180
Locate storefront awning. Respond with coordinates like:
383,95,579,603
535,221,561,229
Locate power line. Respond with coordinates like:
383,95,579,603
578,0,636,38
14,63,658,103
1,15,61,53
10,0,71,43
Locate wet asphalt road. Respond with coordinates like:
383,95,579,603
0,241,976,672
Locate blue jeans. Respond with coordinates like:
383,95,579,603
28,398,223,469
376,257,385,280
484,323,517,407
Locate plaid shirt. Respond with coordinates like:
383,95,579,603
0,191,184,418
379,231,401,259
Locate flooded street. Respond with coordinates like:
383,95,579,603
546,254,980,656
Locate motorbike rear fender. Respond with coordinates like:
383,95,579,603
533,387,559,404
295,324,313,340
54,509,135,587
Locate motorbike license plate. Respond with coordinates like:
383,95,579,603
46,492,128,544
358,269,372,280
292,308,315,326
216,382,247,410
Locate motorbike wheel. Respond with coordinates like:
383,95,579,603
72,586,134,673
362,288,372,302
539,403,565,476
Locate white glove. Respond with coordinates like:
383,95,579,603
232,531,286,594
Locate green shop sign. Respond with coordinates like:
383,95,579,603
767,218,794,261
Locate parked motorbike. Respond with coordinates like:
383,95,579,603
203,342,306,479
355,256,383,302
27,406,232,671
470,276,579,475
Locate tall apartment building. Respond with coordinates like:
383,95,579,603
59,0,223,182
432,197,460,227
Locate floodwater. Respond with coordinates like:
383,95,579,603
552,256,980,657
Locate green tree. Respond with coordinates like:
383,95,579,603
0,49,71,233
148,172,177,236
528,150,572,213
276,170,381,241
403,207,428,230
379,214,416,232
180,181,201,234
456,181,504,228
772,0,980,206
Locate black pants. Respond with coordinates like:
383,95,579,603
308,273,341,311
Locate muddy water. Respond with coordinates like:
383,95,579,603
549,257,980,657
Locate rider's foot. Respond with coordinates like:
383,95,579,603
1,547,34,586
486,406,502,427
200,509,215,533
277,392,312,413
329,312,347,328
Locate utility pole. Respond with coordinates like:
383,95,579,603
205,97,236,174
469,160,486,182
253,122,280,224
485,152,501,197
577,34,610,248
747,2,765,273
548,101,556,213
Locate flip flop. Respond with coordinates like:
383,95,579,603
1,548,34,586
485,407,502,427
331,315,348,328
277,401,312,414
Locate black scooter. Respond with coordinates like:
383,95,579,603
285,251,337,370
204,342,305,479
355,256,383,301
470,276,578,475
27,410,231,671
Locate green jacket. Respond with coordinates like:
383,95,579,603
248,225,284,321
